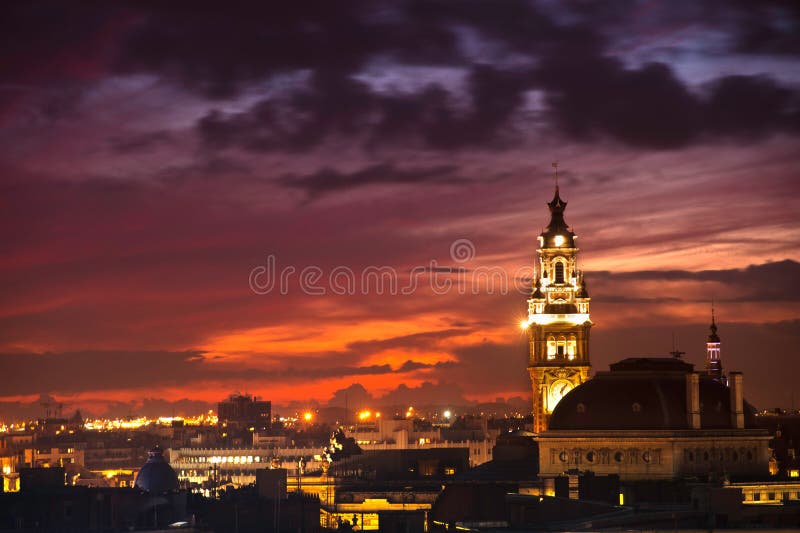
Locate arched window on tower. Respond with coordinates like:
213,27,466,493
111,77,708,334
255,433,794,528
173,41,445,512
567,335,577,360
557,336,566,357
547,337,556,359
554,262,565,284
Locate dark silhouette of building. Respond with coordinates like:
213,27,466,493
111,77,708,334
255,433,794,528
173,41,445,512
218,394,271,433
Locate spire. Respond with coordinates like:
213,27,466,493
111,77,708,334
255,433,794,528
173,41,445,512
708,301,720,343
540,162,574,247
548,161,567,214
706,302,723,380
552,161,559,193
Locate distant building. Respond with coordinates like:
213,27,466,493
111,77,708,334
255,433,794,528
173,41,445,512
217,394,271,433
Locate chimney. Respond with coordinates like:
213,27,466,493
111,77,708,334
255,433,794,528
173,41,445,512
729,372,745,429
686,372,701,429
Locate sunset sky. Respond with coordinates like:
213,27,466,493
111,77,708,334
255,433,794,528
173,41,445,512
2,1,799,420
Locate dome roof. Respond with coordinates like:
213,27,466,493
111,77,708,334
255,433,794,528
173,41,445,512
539,187,576,248
134,446,179,493
549,357,757,431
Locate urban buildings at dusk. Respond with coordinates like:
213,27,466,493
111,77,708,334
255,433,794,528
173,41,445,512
1,1,799,532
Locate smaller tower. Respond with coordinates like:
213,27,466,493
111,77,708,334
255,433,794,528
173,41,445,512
706,304,724,382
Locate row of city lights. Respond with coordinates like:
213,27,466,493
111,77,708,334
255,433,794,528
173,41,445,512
2,406,467,432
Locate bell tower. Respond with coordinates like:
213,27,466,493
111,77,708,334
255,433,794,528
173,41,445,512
706,304,724,382
522,166,592,433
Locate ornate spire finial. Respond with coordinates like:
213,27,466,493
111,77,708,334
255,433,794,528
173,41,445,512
711,298,716,326
552,161,559,192
708,299,720,342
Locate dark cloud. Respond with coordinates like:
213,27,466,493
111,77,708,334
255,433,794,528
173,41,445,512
0,350,445,396
728,0,800,56
6,1,799,150
199,60,799,153
114,1,461,99
704,75,800,138
326,380,468,408
592,260,800,302
198,64,531,152
347,328,468,355
109,130,173,153
379,381,466,406
278,163,462,197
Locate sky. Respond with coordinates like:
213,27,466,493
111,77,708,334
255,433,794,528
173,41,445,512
1,1,799,420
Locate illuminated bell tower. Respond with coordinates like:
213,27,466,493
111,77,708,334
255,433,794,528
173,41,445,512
523,169,592,434
706,305,723,381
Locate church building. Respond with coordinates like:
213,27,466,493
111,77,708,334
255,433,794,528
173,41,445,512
521,172,591,434
524,176,771,481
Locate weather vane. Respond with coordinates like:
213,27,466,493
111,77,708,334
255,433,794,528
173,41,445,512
552,161,559,190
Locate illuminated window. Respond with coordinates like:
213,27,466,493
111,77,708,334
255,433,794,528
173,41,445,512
444,467,455,475
567,336,577,359
554,262,565,284
557,336,566,357
547,337,556,359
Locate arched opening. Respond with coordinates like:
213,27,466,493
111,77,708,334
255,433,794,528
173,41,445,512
554,261,565,284
546,336,556,359
556,336,566,357
567,335,577,360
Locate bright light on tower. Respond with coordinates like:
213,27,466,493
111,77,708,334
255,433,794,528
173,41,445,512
519,319,529,330
443,410,452,419
554,235,565,247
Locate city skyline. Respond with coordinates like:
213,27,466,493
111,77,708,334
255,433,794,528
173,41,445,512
2,2,799,420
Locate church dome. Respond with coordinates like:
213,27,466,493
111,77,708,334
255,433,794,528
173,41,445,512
539,187,576,248
549,357,757,431
134,446,179,493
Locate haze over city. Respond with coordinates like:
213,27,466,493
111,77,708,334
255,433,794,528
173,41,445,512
2,1,799,421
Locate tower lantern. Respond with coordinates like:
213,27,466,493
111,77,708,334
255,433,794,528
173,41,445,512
522,171,592,434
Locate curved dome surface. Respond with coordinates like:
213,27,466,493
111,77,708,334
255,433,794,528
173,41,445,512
549,357,757,431
134,446,179,493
